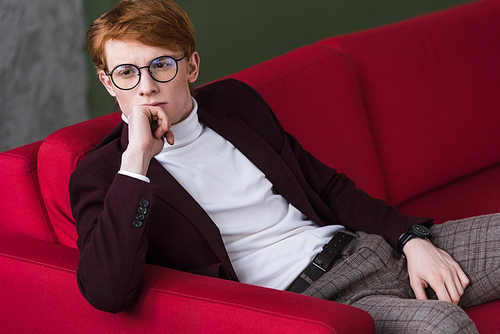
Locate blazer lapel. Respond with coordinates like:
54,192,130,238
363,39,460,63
147,160,237,275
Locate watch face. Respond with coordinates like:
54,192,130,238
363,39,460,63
412,225,430,236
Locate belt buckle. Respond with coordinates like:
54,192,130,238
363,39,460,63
312,246,337,272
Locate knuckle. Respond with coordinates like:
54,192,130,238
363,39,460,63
428,271,444,283
442,267,452,277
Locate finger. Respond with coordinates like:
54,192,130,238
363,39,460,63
432,270,464,304
448,266,469,305
433,282,453,303
424,267,457,303
456,265,470,290
444,276,462,304
152,116,170,139
165,130,175,145
452,266,467,295
411,278,429,301
154,112,171,138
444,259,469,303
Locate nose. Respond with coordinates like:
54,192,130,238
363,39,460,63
137,67,159,96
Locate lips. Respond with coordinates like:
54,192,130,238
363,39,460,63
143,102,166,108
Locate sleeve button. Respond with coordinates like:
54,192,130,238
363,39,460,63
140,199,150,208
138,207,147,215
133,220,143,228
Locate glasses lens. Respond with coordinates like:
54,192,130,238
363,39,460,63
111,65,140,90
150,57,177,82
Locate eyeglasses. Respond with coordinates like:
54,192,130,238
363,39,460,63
105,55,186,90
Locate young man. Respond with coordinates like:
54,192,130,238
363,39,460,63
71,0,500,332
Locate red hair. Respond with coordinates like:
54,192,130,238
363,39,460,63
87,0,196,73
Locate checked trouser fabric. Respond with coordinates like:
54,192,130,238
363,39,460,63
302,214,500,334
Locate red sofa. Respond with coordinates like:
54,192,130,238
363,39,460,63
2,0,500,332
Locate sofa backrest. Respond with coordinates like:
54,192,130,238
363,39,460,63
230,44,386,201
31,43,385,248
319,0,500,205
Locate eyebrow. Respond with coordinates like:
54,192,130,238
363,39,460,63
111,54,185,69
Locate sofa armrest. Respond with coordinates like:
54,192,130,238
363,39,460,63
0,141,56,243
0,233,374,333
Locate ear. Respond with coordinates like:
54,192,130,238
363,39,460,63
187,51,200,84
99,70,117,97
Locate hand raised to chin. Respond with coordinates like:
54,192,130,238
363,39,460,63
120,105,174,176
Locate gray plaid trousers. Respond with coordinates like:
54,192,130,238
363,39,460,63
302,213,500,334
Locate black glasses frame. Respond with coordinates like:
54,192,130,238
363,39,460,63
105,55,186,91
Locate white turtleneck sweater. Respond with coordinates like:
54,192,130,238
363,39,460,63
120,99,343,290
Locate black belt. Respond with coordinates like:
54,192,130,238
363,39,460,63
286,231,353,293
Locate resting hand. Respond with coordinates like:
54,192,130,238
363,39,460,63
120,105,174,176
404,238,469,304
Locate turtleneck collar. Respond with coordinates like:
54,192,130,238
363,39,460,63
160,98,202,151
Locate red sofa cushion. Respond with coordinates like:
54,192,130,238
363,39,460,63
319,0,500,206
465,299,500,334
37,112,122,248
230,44,386,201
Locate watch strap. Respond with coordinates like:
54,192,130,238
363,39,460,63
397,225,430,258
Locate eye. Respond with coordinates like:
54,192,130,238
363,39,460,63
151,57,174,71
114,65,138,78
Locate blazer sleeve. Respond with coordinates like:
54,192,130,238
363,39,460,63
285,131,433,249
70,164,158,313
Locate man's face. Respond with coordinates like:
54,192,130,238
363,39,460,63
99,39,200,125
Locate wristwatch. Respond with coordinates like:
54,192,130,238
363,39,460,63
397,224,431,258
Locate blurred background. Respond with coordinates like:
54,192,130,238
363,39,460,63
0,0,475,152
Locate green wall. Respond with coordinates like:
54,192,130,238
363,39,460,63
84,0,476,118
83,0,118,119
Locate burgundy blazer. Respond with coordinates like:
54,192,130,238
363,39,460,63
70,79,431,313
